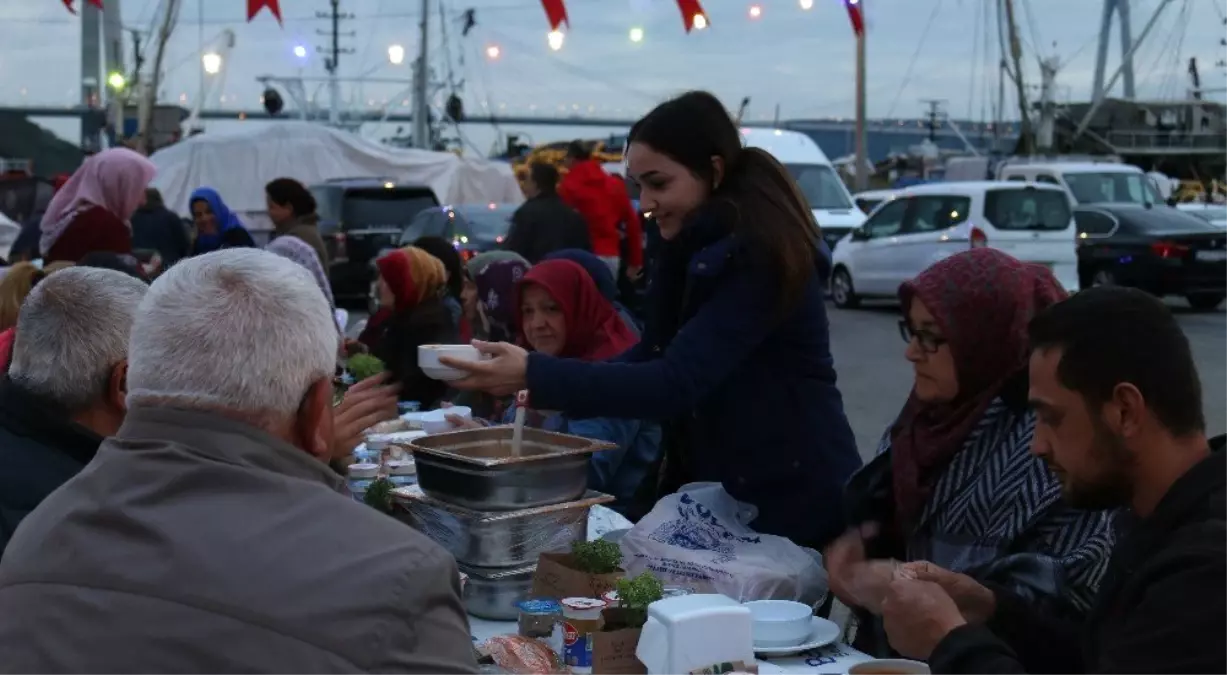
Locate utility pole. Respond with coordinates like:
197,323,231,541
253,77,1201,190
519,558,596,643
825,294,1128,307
317,0,355,126
921,99,945,143
412,0,431,148
1001,0,1034,155
853,23,868,191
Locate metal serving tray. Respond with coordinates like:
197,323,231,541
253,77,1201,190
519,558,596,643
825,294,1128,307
407,427,614,510
393,486,614,567
457,562,538,621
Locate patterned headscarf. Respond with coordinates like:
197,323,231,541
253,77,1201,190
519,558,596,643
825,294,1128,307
39,148,156,255
473,258,529,338
267,236,334,308
890,248,1067,529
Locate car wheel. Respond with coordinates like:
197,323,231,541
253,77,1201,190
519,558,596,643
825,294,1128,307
831,268,860,309
1091,268,1117,288
1187,293,1225,311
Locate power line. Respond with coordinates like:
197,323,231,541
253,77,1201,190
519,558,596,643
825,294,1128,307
883,0,945,119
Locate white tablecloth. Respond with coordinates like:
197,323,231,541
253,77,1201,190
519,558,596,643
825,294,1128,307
468,617,873,674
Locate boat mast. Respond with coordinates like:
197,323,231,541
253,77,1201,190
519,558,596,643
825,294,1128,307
141,0,182,155
1001,0,1034,155
411,0,431,149
994,0,1005,152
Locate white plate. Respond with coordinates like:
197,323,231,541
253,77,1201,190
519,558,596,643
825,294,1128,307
753,616,841,656
422,365,467,381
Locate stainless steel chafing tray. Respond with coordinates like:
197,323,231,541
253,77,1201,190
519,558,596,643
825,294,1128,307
407,427,614,510
393,486,614,567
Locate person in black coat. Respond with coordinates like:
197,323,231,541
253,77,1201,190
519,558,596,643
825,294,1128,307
131,188,190,268
361,247,457,408
503,162,591,264
878,287,1225,675
441,91,861,548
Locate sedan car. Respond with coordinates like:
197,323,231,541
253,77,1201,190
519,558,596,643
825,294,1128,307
396,203,517,260
1176,203,1227,228
1075,204,1227,311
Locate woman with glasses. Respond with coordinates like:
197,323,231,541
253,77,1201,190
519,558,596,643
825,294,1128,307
824,248,1117,656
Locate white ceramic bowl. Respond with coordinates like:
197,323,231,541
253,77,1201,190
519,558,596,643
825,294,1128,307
743,600,813,648
417,344,485,381
847,659,931,674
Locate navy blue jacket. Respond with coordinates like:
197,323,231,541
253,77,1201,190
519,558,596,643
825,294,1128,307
526,213,861,547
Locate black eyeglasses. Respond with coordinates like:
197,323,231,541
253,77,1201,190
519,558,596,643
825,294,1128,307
899,320,948,354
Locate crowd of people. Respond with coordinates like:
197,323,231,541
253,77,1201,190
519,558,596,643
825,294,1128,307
0,89,1219,673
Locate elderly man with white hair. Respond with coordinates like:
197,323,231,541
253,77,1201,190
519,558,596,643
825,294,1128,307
0,266,147,555
0,249,478,673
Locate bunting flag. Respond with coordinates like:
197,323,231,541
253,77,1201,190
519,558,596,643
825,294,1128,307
675,0,708,33
844,0,865,37
61,0,104,14
540,0,568,31
247,0,283,24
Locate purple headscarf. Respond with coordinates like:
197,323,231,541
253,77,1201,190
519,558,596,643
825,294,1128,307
473,259,529,340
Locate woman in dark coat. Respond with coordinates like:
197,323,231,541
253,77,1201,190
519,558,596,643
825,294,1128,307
443,90,862,548
189,187,255,255
362,247,457,407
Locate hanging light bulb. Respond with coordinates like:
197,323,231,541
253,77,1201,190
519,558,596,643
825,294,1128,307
547,30,565,51
485,44,502,60
748,4,762,19
629,26,644,43
799,0,814,9
692,13,708,30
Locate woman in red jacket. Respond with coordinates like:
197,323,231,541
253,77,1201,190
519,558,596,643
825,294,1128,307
39,148,156,264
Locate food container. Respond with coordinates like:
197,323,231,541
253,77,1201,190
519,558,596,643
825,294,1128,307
407,427,614,510
517,598,563,639
393,485,613,567
366,430,428,461
743,600,813,648
385,460,417,488
346,462,379,499
459,563,537,621
561,597,607,674
601,590,620,608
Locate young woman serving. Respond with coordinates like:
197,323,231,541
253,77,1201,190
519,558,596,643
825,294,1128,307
444,91,861,547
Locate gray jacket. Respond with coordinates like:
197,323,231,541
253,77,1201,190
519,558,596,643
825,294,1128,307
0,406,478,674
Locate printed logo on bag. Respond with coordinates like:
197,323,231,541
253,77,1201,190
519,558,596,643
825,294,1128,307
647,493,761,564
563,622,579,646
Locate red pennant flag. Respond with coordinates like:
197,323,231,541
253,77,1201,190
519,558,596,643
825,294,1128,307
843,0,865,37
540,0,568,31
61,0,104,14
675,0,708,33
247,0,283,24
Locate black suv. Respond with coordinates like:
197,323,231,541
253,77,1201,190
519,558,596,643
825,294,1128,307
308,178,439,302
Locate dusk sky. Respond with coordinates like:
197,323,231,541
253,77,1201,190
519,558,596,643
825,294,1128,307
1,0,1222,150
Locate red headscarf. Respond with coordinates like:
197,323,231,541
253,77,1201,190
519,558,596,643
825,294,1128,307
515,259,638,361
890,248,1067,529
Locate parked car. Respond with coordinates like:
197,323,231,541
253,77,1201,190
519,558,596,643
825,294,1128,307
1176,203,1227,228
852,189,901,217
830,181,1079,308
309,178,439,302
0,213,20,262
1074,204,1227,311
396,203,516,260
997,160,1164,206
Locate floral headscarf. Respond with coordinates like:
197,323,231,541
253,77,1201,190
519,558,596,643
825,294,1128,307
473,259,530,339
890,248,1067,528
267,236,334,308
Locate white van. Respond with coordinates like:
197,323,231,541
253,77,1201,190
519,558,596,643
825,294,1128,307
997,160,1163,207
741,128,866,252
830,181,1079,308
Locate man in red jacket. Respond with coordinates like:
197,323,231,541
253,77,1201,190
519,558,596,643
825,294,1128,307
559,141,643,283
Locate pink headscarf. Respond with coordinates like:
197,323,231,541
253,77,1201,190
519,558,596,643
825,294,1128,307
39,148,156,256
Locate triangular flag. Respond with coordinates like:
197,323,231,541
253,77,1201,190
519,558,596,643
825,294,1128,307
247,0,283,24
844,0,865,36
61,0,104,14
540,0,568,31
675,0,708,33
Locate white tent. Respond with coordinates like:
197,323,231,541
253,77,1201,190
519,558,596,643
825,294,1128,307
149,122,523,219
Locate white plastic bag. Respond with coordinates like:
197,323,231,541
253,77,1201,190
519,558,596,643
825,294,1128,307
619,483,828,605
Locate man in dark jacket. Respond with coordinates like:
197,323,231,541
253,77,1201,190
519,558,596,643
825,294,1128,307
878,286,1225,674
131,188,191,268
504,162,590,263
0,267,148,554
